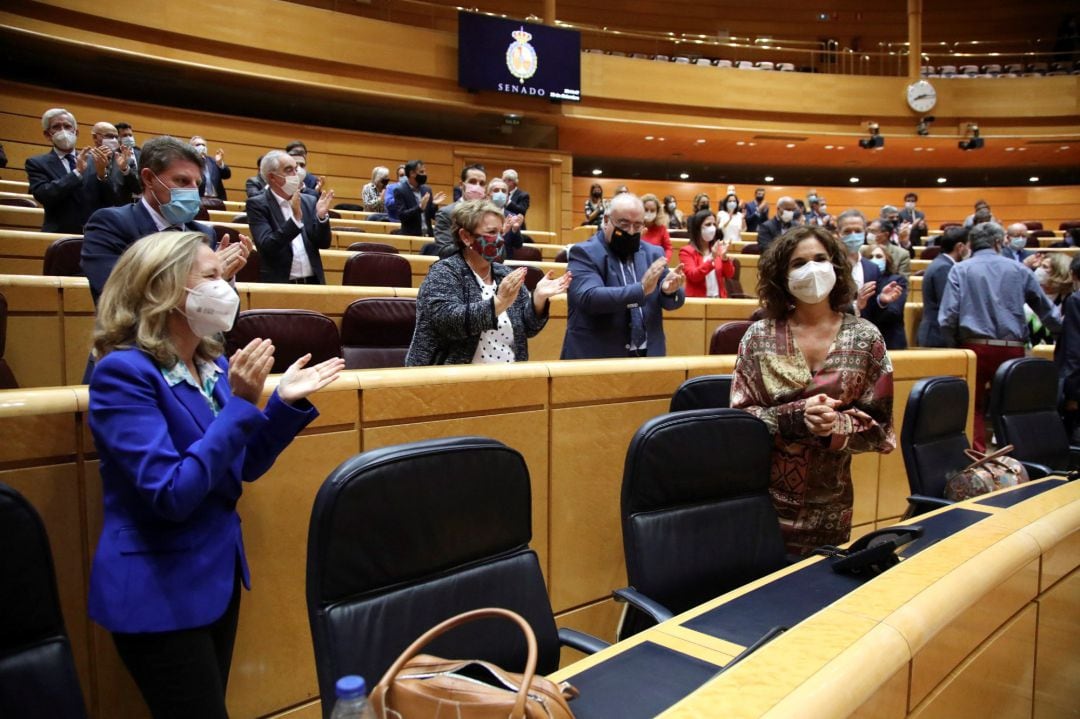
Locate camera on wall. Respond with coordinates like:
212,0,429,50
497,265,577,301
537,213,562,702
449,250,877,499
916,116,935,136
859,122,884,149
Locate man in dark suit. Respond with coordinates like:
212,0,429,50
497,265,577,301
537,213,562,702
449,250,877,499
246,150,335,284
898,191,928,246
114,122,142,197
81,136,248,304
191,135,231,200
755,195,799,251
561,193,686,359
286,140,319,194
26,108,119,234
434,163,487,256
393,159,445,238
917,227,969,348
502,168,530,228
836,209,904,316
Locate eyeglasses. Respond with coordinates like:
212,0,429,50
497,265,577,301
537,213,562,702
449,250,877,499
611,219,646,233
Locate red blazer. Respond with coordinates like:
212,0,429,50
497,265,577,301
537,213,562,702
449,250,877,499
680,244,735,298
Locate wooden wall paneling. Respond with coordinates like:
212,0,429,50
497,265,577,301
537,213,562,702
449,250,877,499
908,604,1037,719
1033,569,1080,719
0,275,64,387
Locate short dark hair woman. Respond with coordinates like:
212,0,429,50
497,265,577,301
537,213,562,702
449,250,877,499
731,225,895,556
680,208,735,298
406,200,571,365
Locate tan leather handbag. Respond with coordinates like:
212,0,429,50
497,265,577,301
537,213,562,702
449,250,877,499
368,607,577,719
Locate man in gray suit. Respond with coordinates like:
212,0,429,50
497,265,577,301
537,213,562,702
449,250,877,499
917,226,969,347
434,163,487,256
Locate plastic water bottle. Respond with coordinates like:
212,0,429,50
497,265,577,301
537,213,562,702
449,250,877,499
329,675,375,719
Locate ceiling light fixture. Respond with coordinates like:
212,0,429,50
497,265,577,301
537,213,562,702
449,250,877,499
679,172,690,179
1029,176,1040,182
591,168,603,176
764,175,775,182
937,177,947,183
849,177,860,183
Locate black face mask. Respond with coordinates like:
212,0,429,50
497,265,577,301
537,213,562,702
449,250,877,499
415,173,428,185
592,191,602,199
609,227,641,260
755,195,765,202
699,203,710,212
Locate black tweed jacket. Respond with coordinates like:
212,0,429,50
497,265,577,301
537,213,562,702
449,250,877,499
405,252,548,366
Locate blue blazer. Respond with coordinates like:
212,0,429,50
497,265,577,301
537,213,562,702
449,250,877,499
26,150,115,234
917,253,955,347
561,231,686,359
391,179,438,237
861,272,908,350
81,201,214,303
87,348,317,633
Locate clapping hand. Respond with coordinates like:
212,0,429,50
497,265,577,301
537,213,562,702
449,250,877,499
75,147,91,174
495,267,527,315
641,257,668,295
117,145,133,173
229,338,275,405
431,191,447,206
91,146,112,178
533,270,571,312
502,214,523,234
277,353,346,405
661,263,686,294
214,148,226,167
315,187,335,220
216,233,252,280
878,281,903,305
804,393,842,437
856,281,876,312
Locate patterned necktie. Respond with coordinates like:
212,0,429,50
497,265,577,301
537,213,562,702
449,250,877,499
621,261,646,350
64,154,76,172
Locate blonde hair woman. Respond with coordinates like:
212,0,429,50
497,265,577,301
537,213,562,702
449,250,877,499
88,230,343,718
640,193,672,261
362,165,390,213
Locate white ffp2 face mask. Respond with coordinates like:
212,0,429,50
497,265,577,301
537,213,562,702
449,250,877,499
183,279,239,337
787,261,836,305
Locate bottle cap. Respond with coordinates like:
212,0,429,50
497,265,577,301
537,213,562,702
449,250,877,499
335,675,367,699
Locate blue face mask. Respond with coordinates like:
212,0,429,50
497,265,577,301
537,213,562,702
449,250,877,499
841,232,865,253
153,173,201,226
870,257,887,273
1009,236,1027,251
491,191,508,208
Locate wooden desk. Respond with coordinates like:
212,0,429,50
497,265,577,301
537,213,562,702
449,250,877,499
552,478,1080,718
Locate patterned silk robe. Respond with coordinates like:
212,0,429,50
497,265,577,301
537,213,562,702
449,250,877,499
731,314,896,555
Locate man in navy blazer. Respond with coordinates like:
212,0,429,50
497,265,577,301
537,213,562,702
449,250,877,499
917,227,969,347
246,150,335,284
191,135,232,200
82,136,227,304
26,108,119,234
392,159,445,237
562,193,686,359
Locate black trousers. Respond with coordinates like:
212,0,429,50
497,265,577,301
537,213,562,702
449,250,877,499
112,575,242,719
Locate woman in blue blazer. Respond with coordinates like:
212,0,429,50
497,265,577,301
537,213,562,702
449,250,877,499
87,230,343,718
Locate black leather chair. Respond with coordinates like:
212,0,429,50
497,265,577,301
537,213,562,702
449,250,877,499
333,203,365,212
989,357,1080,477
340,297,416,369
0,293,17,389
42,237,84,277
669,375,732,412
342,252,412,288
615,409,787,639
306,437,605,717
900,376,972,515
225,309,341,374
709,320,753,355
0,482,88,718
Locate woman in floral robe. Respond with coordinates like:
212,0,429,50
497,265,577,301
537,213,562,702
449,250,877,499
732,226,895,556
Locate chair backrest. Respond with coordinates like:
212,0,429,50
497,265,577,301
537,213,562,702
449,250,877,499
513,246,542,262
42,237,84,277
621,410,786,635
225,310,341,374
0,292,16,389
342,252,412,288
742,243,762,255
990,357,1069,469
709,320,753,355
334,203,364,211
522,266,544,292
900,376,971,500
211,225,262,282
1058,220,1080,231
1022,221,1043,231
940,222,962,231
0,197,38,208
554,249,568,263
0,482,88,718
669,375,732,412
920,246,941,261
306,437,560,717
340,297,416,369
346,242,399,254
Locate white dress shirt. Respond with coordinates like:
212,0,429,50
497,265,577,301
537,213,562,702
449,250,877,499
275,192,314,280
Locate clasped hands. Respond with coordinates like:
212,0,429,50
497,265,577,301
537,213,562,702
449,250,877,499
215,233,254,281
803,394,872,438
228,338,345,406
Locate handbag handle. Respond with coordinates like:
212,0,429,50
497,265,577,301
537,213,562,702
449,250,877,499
962,444,1016,470
372,607,538,719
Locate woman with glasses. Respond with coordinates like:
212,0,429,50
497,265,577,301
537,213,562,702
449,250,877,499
407,200,571,365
